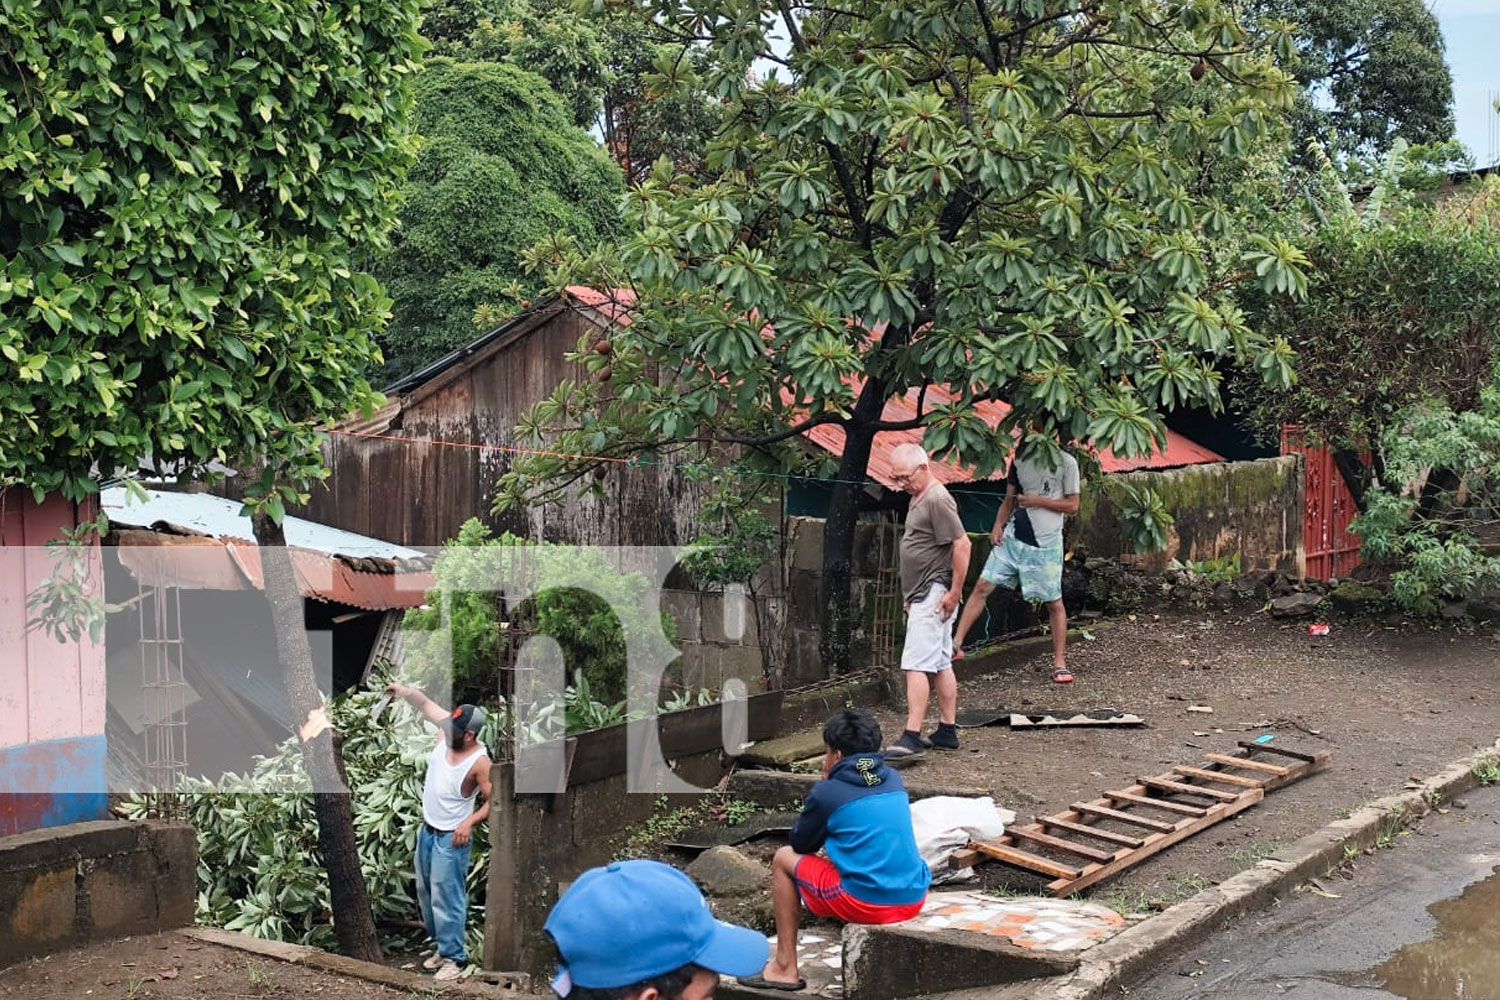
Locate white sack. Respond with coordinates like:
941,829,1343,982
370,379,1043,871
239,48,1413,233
909,795,1016,885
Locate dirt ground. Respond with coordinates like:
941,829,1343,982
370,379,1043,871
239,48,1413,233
0,932,426,1000
861,608,1500,909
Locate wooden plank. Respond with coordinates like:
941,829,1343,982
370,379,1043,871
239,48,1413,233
1205,752,1289,775
1006,826,1118,863
949,848,981,869
1234,744,1334,791
1072,802,1177,833
971,841,1083,880
1037,816,1145,849
1140,776,1241,803
1046,788,1266,896
1108,791,1208,817
1174,765,1266,788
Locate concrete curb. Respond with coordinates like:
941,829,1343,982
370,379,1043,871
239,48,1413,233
1010,738,1500,1000
180,926,527,996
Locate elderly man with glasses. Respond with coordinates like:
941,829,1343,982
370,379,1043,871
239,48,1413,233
884,443,970,757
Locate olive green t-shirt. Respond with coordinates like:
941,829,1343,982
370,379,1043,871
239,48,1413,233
899,482,966,603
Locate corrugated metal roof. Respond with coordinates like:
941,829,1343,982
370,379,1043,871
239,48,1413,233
104,488,434,610
799,381,1223,488
565,285,637,326
101,487,425,560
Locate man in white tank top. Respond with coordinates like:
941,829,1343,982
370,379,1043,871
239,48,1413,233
385,683,493,982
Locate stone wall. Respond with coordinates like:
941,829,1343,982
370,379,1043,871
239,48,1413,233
0,820,196,969
1074,456,1304,574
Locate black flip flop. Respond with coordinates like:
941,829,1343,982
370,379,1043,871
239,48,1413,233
737,975,808,992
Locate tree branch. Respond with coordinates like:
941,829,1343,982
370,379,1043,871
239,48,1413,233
971,0,1002,72
873,382,930,430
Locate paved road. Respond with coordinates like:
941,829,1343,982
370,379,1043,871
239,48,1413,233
1125,783,1500,999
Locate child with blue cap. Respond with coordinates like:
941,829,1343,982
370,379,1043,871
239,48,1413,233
545,859,769,1000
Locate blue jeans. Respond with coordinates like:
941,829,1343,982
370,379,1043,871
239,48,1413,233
416,825,472,964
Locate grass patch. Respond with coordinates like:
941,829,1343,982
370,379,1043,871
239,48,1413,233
1226,841,1282,865
1374,805,1411,850
1473,757,1500,786
1097,887,1156,916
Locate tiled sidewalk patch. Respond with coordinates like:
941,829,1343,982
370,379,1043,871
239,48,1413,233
904,890,1138,952
727,929,845,998
732,892,1134,997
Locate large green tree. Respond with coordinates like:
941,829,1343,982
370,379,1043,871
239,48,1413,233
421,0,607,127
1237,147,1500,606
372,59,623,376
498,0,1310,673
1251,0,1454,162
0,0,423,959
596,20,723,184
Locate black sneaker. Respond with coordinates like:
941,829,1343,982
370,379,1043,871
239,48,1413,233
884,732,928,759
928,728,960,751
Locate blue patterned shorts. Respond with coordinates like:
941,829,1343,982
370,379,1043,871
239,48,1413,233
980,534,1063,604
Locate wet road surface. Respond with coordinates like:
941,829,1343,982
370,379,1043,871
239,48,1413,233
1126,783,1500,998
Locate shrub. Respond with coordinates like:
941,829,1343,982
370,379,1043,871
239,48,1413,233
402,518,677,705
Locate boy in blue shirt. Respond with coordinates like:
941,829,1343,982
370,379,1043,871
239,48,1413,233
739,709,930,991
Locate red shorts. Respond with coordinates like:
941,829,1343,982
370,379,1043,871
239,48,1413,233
793,855,925,924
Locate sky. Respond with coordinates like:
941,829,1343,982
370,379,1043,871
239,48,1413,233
1433,0,1500,165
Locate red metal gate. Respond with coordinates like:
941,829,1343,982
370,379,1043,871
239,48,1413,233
1281,425,1362,579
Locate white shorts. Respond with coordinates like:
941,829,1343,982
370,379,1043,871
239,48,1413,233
900,583,954,673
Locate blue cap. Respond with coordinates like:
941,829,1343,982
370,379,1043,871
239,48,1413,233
544,860,768,994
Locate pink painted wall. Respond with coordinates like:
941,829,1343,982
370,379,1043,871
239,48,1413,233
0,492,106,751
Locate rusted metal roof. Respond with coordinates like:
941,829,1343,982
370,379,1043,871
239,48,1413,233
103,488,433,610
566,288,1222,482
565,285,637,326
801,381,1224,489
385,286,1223,485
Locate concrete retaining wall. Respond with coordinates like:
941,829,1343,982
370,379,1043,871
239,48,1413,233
0,819,197,969
1075,456,1303,574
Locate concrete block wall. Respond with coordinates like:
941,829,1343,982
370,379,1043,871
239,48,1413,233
0,820,197,969
662,588,784,694
781,518,898,687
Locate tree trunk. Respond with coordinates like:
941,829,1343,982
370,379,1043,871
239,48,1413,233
251,512,382,963
817,377,890,675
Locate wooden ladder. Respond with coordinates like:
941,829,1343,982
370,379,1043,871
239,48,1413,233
960,742,1332,896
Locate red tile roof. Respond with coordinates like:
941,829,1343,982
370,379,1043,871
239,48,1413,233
803,381,1222,490
564,287,1222,486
